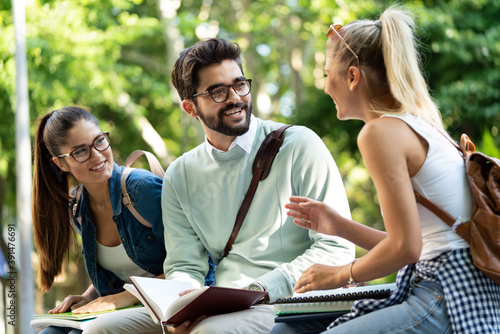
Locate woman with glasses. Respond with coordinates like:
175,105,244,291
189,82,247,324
272,5,499,334
33,106,167,333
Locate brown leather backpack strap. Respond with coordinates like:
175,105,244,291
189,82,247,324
121,167,153,228
121,150,165,228
414,132,470,228
414,191,456,227
223,125,292,258
223,167,265,258
125,150,165,177
71,184,84,227
252,125,292,180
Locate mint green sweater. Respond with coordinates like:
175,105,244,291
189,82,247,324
162,118,354,302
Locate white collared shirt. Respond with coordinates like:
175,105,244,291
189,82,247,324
205,114,257,162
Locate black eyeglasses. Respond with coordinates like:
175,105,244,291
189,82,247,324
192,79,252,103
57,132,110,163
327,24,360,68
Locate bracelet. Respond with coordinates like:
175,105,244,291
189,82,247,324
348,260,357,286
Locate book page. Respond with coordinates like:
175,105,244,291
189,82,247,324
165,286,209,319
124,284,157,322
129,276,195,323
275,300,354,315
30,318,92,330
124,283,141,300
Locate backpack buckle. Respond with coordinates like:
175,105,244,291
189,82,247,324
122,193,132,207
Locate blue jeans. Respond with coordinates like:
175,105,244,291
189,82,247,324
272,279,452,334
39,327,81,334
271,317,334,334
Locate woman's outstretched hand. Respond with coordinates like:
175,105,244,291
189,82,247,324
285,196,344,236
293,264,345,293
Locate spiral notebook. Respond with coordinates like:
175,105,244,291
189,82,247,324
274,283,396,316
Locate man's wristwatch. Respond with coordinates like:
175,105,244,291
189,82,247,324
246,281,266,292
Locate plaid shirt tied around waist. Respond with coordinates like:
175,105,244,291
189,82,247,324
329,248,500,333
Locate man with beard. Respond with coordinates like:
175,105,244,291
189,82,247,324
161,38,354,334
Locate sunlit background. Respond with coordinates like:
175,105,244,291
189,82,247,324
1,0,499,332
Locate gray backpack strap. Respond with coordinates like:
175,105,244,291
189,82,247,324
121,150,165,228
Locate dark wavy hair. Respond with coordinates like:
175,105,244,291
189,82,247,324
171,38,244,101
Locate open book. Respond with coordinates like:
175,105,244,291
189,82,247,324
124,276,268,327
274,283,397,315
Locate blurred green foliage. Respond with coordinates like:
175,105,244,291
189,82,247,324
0,0,499,304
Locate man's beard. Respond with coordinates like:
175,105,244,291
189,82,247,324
197,101,252,136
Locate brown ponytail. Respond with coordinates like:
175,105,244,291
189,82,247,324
32,107,99,292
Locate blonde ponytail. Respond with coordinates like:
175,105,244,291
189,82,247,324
379,7,446,133
328,5,448,134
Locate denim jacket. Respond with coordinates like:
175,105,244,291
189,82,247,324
71,163,165,296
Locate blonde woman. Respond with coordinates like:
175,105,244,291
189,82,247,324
272,6,500,334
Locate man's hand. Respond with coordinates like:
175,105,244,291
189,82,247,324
166,315,207,334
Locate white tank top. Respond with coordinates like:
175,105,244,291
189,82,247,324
382,114,470,260
96,242,156,282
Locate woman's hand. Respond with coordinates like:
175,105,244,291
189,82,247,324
71,291,139,314
48,294,94,314
293,264,346,294
286,196,345,236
